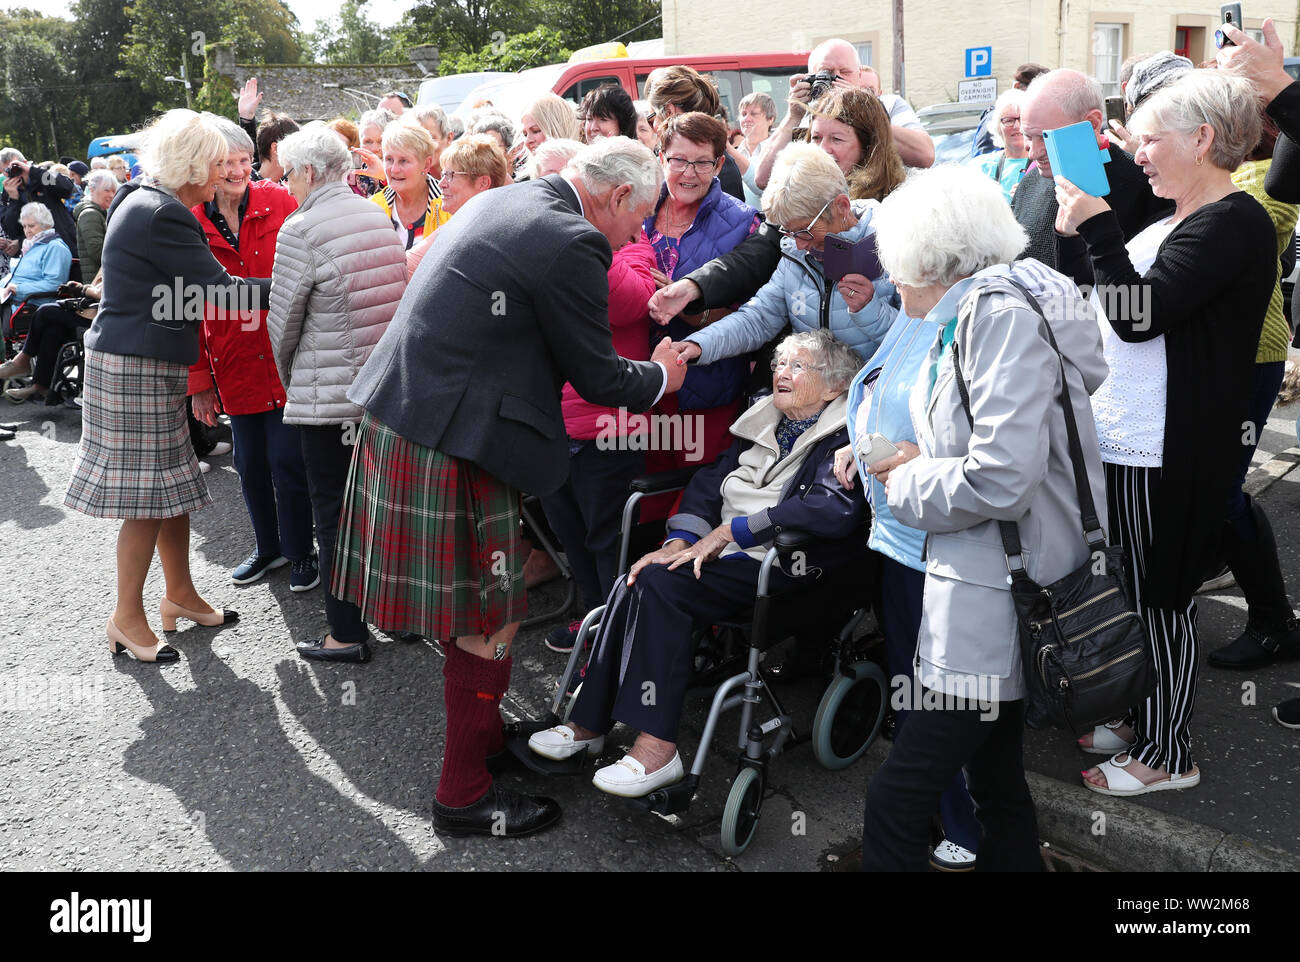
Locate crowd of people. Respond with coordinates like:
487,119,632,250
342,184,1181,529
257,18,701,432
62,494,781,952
4,24,1300,869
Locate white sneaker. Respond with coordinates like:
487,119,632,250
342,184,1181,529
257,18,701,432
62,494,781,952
199,460,211,474
208,441,232,457
930,838,977,872
528,725,604,761
592,752,683,798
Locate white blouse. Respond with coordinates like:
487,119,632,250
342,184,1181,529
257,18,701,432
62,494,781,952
1090,216,1176,467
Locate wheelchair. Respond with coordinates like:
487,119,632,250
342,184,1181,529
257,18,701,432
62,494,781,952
2,295,90,407
505,467,890,857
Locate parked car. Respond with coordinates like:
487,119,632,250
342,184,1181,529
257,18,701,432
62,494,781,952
454,47,810,126
916,101,990,165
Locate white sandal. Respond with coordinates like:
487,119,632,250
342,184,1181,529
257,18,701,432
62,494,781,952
1084,752,1201,797
1077,720,1136,755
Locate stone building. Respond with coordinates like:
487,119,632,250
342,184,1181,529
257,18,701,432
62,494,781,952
661,0,1299,109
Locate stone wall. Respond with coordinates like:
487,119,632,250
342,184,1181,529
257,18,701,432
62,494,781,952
208,44,438,122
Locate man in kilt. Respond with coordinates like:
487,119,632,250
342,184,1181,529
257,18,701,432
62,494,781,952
335,137,688,837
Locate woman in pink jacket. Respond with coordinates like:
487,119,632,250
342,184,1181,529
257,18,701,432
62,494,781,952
539,239,657,652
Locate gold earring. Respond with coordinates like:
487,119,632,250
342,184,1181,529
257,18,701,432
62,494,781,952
1195,153,1204,166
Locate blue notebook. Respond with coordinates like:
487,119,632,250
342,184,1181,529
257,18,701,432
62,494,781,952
1043,120,1112,197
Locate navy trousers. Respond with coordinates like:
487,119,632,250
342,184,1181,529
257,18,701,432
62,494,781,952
299,424,368,644
229,407,315,563
569,555,792,743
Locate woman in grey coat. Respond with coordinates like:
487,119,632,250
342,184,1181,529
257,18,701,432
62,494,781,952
267,123,408,664
852,165,1108,871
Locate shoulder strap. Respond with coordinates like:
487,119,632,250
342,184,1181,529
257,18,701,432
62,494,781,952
949,278,1106,571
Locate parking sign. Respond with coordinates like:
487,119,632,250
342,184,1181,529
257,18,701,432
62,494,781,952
965,47,992,77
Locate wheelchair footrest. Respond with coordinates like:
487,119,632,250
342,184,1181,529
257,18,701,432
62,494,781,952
630,774,700,816
503,719,600,776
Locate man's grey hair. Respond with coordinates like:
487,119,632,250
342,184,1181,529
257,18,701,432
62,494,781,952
567,136,663,207
205,113,255,157
1027,69,1104,122
84,169,119,196
277,122,351,186
775,329,862,393
529,137,583,179
89,156,108,169
446,115,466,138
472,112,516,147
0,148,25,166
20,201,54,229
874,165,1028,287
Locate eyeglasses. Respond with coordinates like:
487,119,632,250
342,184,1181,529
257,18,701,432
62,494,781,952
774,199,832,242
663,156,719,175
999,115,1022,126
770,357,811,375
437,170,466,184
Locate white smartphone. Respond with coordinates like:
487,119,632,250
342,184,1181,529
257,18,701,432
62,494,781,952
856,432,899,468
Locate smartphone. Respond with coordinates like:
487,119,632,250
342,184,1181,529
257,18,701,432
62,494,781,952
856,432,900,468
1104,96,1125,128
1217,3,1244,47
823,233,883,283
1042,120,1112,197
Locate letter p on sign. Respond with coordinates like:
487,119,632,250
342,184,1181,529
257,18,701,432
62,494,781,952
966,47,992,77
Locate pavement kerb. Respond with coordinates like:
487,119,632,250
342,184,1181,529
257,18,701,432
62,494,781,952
1027,771,1300,872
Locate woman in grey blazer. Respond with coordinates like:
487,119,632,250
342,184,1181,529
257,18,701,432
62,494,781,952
66,109,270,664
853,165,1108,871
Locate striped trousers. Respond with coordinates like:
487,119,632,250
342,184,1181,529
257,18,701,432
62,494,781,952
1104,462,1199,775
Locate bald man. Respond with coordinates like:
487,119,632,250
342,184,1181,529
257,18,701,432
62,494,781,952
753,38,934,191
1013,68,1172,282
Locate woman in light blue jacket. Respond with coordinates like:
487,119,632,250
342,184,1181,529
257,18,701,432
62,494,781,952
834,284,982,872
674,143,897,369
2,202,72,315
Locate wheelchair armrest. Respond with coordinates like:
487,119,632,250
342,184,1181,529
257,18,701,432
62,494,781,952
773,529,818,554
628,467,699,495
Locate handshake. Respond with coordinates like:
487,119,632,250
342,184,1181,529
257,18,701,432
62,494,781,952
649,336,703,394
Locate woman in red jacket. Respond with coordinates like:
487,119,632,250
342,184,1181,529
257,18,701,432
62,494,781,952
189,117,317,590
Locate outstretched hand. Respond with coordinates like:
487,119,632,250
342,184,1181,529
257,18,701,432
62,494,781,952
651,336,688,394
237,77,262,121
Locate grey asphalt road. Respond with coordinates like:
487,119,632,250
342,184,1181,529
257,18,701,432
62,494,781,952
2,387,1298,871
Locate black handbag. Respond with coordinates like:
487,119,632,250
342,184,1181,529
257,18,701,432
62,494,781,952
950,278,1155,734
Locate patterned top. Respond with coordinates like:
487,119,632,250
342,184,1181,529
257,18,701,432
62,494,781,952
776,413,821,461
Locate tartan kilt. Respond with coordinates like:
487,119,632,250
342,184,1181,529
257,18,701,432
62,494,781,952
332,412,526,639
64,348,212,519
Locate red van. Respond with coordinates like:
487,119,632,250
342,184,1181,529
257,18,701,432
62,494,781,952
455,49,810,124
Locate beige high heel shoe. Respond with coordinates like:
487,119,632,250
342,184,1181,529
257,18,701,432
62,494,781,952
108,617,179,663
159,598,240,632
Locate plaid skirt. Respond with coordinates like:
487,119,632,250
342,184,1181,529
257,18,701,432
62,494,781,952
65,349,212,519
332,412,526,639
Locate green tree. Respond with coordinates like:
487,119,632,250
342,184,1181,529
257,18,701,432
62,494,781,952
439,25,570,75
306,0,391,64
1,20,81,159
69,0,158,139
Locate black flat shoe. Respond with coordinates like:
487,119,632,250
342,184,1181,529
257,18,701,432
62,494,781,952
296,635,373,663
432,784,562,838
1207,622,1300,670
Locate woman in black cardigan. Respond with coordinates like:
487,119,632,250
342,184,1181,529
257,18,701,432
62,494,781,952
1055,71,1276,796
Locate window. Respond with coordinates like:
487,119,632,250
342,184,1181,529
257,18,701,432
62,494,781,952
744,67,802,123
1092,23,1125,99
855,42,873,67
561,75,622,106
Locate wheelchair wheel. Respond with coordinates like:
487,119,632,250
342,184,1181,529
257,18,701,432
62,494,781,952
720,766,763,857
812,660,888,771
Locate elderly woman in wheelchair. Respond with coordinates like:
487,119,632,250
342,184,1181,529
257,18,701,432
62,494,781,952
529,330,867,797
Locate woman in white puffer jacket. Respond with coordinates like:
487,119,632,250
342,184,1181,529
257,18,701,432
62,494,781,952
267,123,408,664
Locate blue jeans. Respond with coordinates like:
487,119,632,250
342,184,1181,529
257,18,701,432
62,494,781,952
229,408,315,562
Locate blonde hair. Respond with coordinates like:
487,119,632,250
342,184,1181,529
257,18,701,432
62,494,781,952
440,134,512,189
762,141,849,227
381,121,436,163
138,109,227,190
524,93,581,142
